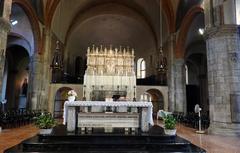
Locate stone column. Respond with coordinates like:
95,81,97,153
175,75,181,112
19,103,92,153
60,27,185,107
28,53,42,110
0,19,10,101
174,59,186,113
41,29,52,111
0,0,12,102
205,25,240,135
28,28,53,111
167,34,176,112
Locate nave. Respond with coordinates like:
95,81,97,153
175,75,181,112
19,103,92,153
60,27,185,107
1,121,240,153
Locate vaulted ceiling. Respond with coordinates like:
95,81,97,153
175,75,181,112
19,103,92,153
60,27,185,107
11,0,205,58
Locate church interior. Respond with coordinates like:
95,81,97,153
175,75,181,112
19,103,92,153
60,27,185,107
1,0,240,152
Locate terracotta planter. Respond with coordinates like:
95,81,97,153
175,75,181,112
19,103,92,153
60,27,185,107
164,128,176,136
68,96,76,102
39,128,53,135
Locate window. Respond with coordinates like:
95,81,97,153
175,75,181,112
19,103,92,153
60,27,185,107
137,58,146,79
236,0,240,24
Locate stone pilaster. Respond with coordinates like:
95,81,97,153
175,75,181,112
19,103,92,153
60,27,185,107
27,28,53,111
28,53,42,110
0,18,11,101
1,0,12,19
205,25,240,136
174,59,186,113
41,29,52,111
167,33,176,112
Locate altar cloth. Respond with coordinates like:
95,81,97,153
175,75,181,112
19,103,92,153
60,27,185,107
63,101,154,126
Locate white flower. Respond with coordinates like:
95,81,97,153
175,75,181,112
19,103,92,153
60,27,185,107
68,90,77,97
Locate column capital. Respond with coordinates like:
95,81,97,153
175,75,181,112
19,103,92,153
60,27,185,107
204,25,239,40
0,17,11,32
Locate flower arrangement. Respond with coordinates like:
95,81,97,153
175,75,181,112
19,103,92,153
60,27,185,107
68,90,77,97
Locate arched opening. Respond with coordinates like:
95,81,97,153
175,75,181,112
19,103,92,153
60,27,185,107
75,56,85,83
54,87,73,119
2,3,34,112
185,53,208,113
146,89,164,119
183,12,209,116
4,45,30,110
137,58,146,79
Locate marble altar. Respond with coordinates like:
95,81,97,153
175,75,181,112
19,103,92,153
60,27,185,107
63,101,153,132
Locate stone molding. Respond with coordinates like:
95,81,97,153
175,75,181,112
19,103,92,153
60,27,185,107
204,25,239,39
0,17,11,32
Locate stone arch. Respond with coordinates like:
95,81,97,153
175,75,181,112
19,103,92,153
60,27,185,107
7,33,32,55
146,88,164,118
4,45,30,110
175,5,204,58
45,0,60,28
53,87,73,118
12,0,42,54
48,84,83,113
162,0,175,33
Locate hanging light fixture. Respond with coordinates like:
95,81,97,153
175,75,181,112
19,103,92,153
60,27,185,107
50,1,63,82
157,0,167,74
51,41,63,70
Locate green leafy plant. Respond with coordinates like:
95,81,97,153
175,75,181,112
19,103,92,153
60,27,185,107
34,113,56,129
163,115,176,130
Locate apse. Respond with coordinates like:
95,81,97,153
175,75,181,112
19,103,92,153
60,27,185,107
64,3,157,75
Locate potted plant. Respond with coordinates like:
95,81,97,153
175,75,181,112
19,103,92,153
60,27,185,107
34,113,56,135
163,114,177,136
67,90,77,101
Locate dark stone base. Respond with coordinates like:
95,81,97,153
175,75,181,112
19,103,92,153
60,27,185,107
5,125,205,153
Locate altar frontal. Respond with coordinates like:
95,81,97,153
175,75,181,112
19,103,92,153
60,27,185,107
63,101,153,132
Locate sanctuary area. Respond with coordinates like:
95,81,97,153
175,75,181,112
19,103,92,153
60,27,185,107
1,0,240,152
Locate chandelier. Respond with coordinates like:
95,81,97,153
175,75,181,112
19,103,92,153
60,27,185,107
50,1,64,83
51,41,63,70
157,47,167,73
156,0,167,73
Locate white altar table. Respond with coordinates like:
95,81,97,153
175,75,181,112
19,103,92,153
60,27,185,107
63,101,154,132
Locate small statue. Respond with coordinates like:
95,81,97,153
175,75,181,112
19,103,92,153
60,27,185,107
21,78,28,96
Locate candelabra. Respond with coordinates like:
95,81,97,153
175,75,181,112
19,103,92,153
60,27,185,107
82,85,86,101
133,86,136,101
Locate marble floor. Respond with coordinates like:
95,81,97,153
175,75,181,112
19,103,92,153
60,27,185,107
0,122,240,153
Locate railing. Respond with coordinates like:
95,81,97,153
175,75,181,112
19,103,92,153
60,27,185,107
0,109,43,129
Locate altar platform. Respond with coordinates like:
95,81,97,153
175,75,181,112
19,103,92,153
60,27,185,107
5,125,206,153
